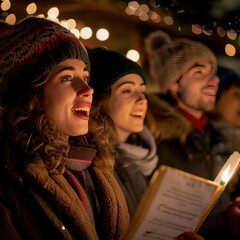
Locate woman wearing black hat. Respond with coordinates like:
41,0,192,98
88,47,157,218
0,17,129,239
88,47,204,240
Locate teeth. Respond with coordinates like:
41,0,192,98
132,112,144,116
204,92,215,96
72,107,89,112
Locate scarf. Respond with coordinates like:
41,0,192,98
176,106,208,134
64,146,99,226
116,125,158,176
24,146,129,239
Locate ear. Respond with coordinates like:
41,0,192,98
168,82,179,97
169,82,179,100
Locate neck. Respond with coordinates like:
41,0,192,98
117,131,131,143
177,102,204,119
176,105,208,134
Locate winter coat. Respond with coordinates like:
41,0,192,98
210,117,240,200
114,126,158,219
211,117,240,153
0,146,129,240
146,93,237,240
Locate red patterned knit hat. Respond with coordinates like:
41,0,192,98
0,16,89,103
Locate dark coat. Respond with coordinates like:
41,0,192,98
0,154,129,240
146,94,237,240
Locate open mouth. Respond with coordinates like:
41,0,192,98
131,111,144,118
202,90,216,96
202,89,217,98
72,107,90,117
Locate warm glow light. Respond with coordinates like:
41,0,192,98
163,16,173,25
227,29,237,40
96,28,109,41
26,3,37,15
59,20,68,29
217,26,226,37
1,0,11,11
192,24,202,35
202,25,213,36
139,12,149,21
67,19,76,29
47,7,59,18
5,13,16,25
221,166,230,184
126,49,140,62
149,11,161,23
125,6,135,15
225,44,236,57
128,1,139,11
80,27,92,39
139,4,149,13
70,28,80,39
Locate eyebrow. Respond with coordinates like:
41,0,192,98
189,61,212,70
55,66,75,74
115,81,145,89
189,64,205,70
55,65,89,75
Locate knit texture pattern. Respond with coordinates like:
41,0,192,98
88,47,147,95
145,37,217,93
0,16,89,103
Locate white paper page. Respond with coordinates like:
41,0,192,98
130,169,217,240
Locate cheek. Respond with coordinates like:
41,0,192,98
107,98,127,121
45,92,66,122
217,99,237,118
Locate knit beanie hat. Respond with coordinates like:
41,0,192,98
144,30,173,55
144,34,217,93
88,47,147,95
0,16,89,104
216,66,240,101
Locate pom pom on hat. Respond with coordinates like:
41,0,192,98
144,35,217,93
144,30,173,55
0,16,89,104
88,47,147,95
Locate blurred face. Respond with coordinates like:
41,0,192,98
106,74,147,142
43,59,93,139
215,86,240,127
175,60,219,118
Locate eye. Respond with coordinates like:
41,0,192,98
61,75,72,82
122,89,132,94
83,76,90,84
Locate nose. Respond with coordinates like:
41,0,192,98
77,81,94,97
136,91,147,104
209,73,220,86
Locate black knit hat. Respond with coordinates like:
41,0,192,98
88,47,147,95
216,66,240,101
0,16,89,103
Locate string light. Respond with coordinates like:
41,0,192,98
126,49,140,62
96,28,109,41
0,0,239,57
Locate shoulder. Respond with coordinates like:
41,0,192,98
145,93,191,142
